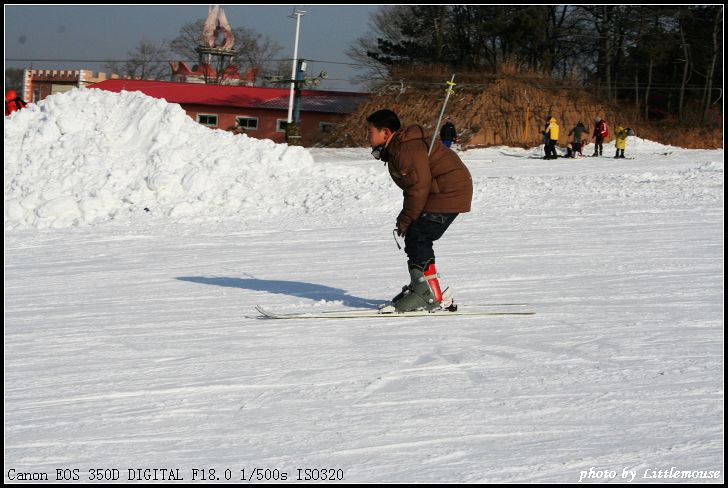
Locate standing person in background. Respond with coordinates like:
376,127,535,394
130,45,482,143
5,90,27,116
568,121,588,158
542,120,550,159
544,115,559,159
592,116,609,156
615,126,629,158
439,117,457,148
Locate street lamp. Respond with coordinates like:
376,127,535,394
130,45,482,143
287,8,306,124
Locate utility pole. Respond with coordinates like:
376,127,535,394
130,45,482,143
286,8,306,144
265,60,327,146
293,60,306,125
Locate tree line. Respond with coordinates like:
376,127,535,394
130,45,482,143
5,18,289,91
347,5,723,124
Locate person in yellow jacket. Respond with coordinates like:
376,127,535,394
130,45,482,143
615,126,628,158
544,116,560,159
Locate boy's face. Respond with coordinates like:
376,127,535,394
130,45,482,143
368,124,390,149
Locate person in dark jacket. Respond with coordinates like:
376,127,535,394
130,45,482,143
568,121,588,158
367,109,473,312
439,117,457,148
5,90,27,116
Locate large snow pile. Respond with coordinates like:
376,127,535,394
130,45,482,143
5,89,386,229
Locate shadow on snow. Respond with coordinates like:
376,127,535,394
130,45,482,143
176,276,384,309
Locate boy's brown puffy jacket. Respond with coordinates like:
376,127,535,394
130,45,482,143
380,124,473,235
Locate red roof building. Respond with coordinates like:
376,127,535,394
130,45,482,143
91,79,367,145
22,69,122,104
170,61,258,86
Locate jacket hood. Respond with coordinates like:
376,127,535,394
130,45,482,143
549,117,557,124
396,124,427,143
381,125,427,163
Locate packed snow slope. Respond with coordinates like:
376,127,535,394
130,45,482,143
4,89,724,483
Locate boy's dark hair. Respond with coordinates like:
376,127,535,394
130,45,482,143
367,109,401,132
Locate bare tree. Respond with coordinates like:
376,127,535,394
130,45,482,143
104,40,169,80
638,7,673,121
345,6,441,89
168,19,283,85
236,27,284,78
168,20,205,61
677,7,691,122
703,6,722,122
345,36,391,88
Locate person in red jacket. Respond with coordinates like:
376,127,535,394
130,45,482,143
591,116,609,156
5,90,27,116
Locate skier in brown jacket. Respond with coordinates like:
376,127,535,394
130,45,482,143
367,109,473,312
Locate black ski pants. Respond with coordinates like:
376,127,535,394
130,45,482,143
572,141,582,156
545,139,558,159
594,135,604,155
404,212,458,268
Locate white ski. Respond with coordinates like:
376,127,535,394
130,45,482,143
255,305,534,320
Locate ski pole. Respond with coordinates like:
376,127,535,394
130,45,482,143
392,228,402,250
428,74,456,156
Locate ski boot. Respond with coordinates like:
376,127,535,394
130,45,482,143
378,261,443,313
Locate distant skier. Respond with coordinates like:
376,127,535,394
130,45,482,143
544,115,559,159
614,126,629,158
366,109,473,312
592,116,609,156
5,90,27,116
439,117,457,148
568,121,588,158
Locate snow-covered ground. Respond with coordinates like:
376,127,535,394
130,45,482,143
4,90,724,483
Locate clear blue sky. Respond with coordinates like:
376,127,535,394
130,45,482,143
4,4,382,92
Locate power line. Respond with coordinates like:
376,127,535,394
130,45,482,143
6,57,294,64
7,57,717,92
5,56,374,68
304,59,372,68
